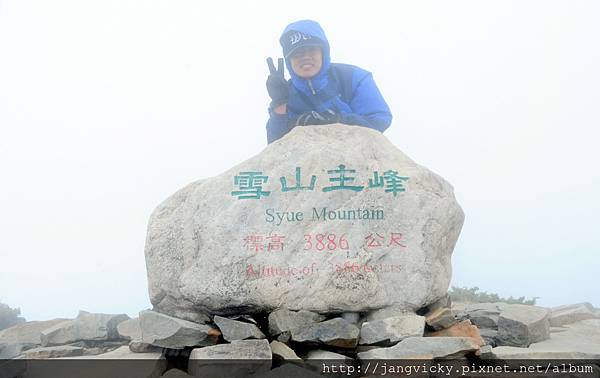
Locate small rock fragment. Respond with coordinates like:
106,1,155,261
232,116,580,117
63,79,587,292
426,319,485,347
188,339,271,378
291,318,359,349
268,309,324,336
139,310,219,349
213,315,265,342
22,345,84,359
359,314,425,345
269,340,302,362
425,307,458,331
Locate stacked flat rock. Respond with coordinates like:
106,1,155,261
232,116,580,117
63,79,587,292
4,301,600,377
0,311,131,360
144,124,465,319
41,310,130,346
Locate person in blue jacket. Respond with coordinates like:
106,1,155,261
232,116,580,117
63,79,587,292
265,19,392,144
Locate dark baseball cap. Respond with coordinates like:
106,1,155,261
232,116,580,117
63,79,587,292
280,30,324,58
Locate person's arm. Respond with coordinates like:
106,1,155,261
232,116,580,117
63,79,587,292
338,70,392,132
266,104,293,144
265,58,293,144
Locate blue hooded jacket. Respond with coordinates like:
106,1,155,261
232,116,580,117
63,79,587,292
266,20,392,144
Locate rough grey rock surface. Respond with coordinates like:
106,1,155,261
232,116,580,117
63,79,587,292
67,340,127,356
0,318,68,346
365,306,415,322
491,318,600,359
426,294,452,313
129,340,162,353
359,314,425,345
268,309,325,335
479,344,494,358
462,302,502,329
117,317,142,341
269,340,302,362
290,317,360,348
357,336,480,359
113,316,162,353
549,302,599,326
479,328,498,347
139,310,219,349
188,339,272,378
40,311,129,346
276,331,291,343
305,349,351,360
22,345,84,359
144,125,464,316
425,307,457,331
0,318,68,358
213,315,265,342
496,304,550,347
341,312,360,324
189,339,272,359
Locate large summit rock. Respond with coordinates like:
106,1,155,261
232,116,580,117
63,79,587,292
144,124,464,317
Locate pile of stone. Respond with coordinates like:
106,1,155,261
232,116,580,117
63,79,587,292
454,301,600,360
0,311,132,360
2,299,600,377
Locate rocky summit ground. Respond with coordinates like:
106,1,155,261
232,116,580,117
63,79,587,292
1,298,599,377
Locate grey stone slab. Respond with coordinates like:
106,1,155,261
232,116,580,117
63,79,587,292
117,317,142,341
70,340,128,356
305,349,351,360
365,306,415,322
341,312,360,324
268,309,324,335
139,310,219,349
188,339,272,378
357,336,480,359
129,340,163,353
550,302,599,327
40,312,130,346
0,318,70,359
0,318,69,346
213,315,265,342
496,304,550,347
22,345,84,359
491,318,600,359
359,314,425,345
269,340,302,362
479,328,498,347
426,294,452,313
463,302,503,329
291,318,359,349
425,307,457,331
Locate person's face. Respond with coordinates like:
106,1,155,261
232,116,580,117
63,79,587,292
290,46,323,79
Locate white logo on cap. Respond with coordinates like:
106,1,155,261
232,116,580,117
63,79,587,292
289,32,312,45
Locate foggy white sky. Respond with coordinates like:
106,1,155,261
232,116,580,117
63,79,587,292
1,0,599,321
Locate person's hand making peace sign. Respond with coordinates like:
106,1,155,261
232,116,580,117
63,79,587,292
266,57,288,111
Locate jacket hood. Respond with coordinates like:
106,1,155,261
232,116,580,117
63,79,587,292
279,20,331,94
